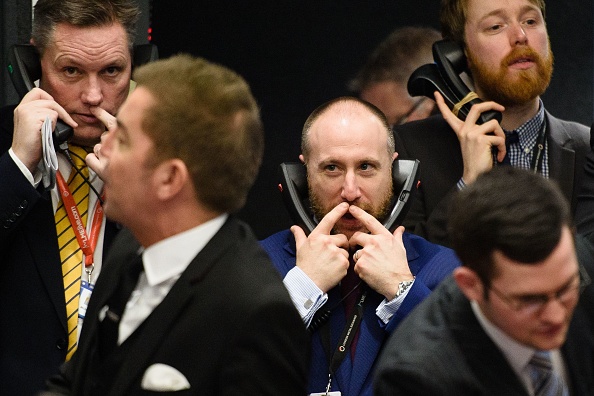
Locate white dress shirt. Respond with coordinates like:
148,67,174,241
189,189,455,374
117,214,227,344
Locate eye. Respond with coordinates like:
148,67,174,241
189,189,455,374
516,294,547,307
360,163,369,171
63,67,79,77
487,24,503,32
103,66,122,77
324,164,337,172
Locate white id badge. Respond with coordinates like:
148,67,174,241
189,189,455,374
78,281,95,319
309,393,341,396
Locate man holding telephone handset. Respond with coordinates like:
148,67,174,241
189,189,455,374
394,0,590,246
0,0,139,393
260,97,460,396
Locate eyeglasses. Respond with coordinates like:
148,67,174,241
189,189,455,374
391,97,428,127
488,268,591,315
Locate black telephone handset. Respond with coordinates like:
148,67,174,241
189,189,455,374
278,159,420,235
7,44,73,146
408,39,502,125
6,43,159,147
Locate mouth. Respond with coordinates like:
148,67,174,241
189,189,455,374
74,113,101,125
508,56,536,69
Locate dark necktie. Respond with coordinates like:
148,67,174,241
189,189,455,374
98,255,144,358
500,131,519,165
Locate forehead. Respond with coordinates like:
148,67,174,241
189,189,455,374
491,228,578,293
44,22,130,66
465,0,542,20
117,87,155,131
307,104,390,160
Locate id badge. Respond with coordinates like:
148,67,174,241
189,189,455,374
78,281,95,320
309,393,341,396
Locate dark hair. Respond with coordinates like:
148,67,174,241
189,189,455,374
440,0,546,45
32,0,140,55
448,167,570,287
348,26,442,93
133,54,264,214
301,96,394,160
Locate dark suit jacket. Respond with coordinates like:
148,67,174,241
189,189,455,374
575,123,594,238
0,105,119,395
395,112,590,246
260,229,460,396
374,236,594,396
45,219,309,395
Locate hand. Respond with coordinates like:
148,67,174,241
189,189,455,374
11,88,77,173
85,106,116,179
434,91,506,184
292,202,350,293
348,205,413,300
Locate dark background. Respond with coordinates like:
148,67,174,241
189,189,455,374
2,0,593,239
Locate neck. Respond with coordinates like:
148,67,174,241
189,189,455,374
131,203,221,248
498,98,541,131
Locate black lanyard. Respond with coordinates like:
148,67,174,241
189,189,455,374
529,118,547,174
318,287,368,392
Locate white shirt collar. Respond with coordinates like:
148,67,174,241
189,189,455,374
141,214,228,286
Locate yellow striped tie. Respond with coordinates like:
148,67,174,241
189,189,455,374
54,145,90,361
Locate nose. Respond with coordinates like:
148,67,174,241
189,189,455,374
538,297,568,325
340,171,361,202
101,130,114,159
81,76,103,106
510,23,528,46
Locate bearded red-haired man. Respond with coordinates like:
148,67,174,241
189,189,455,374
394,0,590,247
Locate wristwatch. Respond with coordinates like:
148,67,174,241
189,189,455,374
395,278,415,297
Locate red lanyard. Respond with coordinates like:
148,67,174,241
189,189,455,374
56,170,104,268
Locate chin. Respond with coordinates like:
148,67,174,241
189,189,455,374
71,125,105,146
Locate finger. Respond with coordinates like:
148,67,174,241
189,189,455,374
348,205,389,235
434,91,463,130
313,202,350,235
465,101,505,126
85,152,101,175
392,225,405,238
90,106,117,131
290,225,307,249
21,87,54,102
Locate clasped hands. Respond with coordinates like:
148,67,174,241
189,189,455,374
292,202,414,301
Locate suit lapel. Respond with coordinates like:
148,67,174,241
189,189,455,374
107,219,238,395
547,113,576,205
449,290,529,396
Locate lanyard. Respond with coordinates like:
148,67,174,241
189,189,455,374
319,287,368,393
529,118,547,174
56,170,104,280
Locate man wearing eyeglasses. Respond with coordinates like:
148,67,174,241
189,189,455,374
375,167,594,396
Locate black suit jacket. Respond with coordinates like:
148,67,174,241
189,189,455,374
395,112,590,246
44,218,309,395
0,105,119,395
374,235,594,396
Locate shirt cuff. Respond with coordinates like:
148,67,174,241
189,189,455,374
375,279,416,324
283,266,328,326
9,148,42,187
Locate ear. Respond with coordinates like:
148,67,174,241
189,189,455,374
299,154,305,164
152,158,189,201
392,152,398,161
453,266,485,302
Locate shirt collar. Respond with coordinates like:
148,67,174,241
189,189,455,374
141,214,228,286
504,99,545,148
470,300,536,373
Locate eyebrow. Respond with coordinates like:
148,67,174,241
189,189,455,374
478,4,541,23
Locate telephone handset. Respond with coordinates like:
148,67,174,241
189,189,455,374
7,43,159,146
278,159,420,235
408,39,502,125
